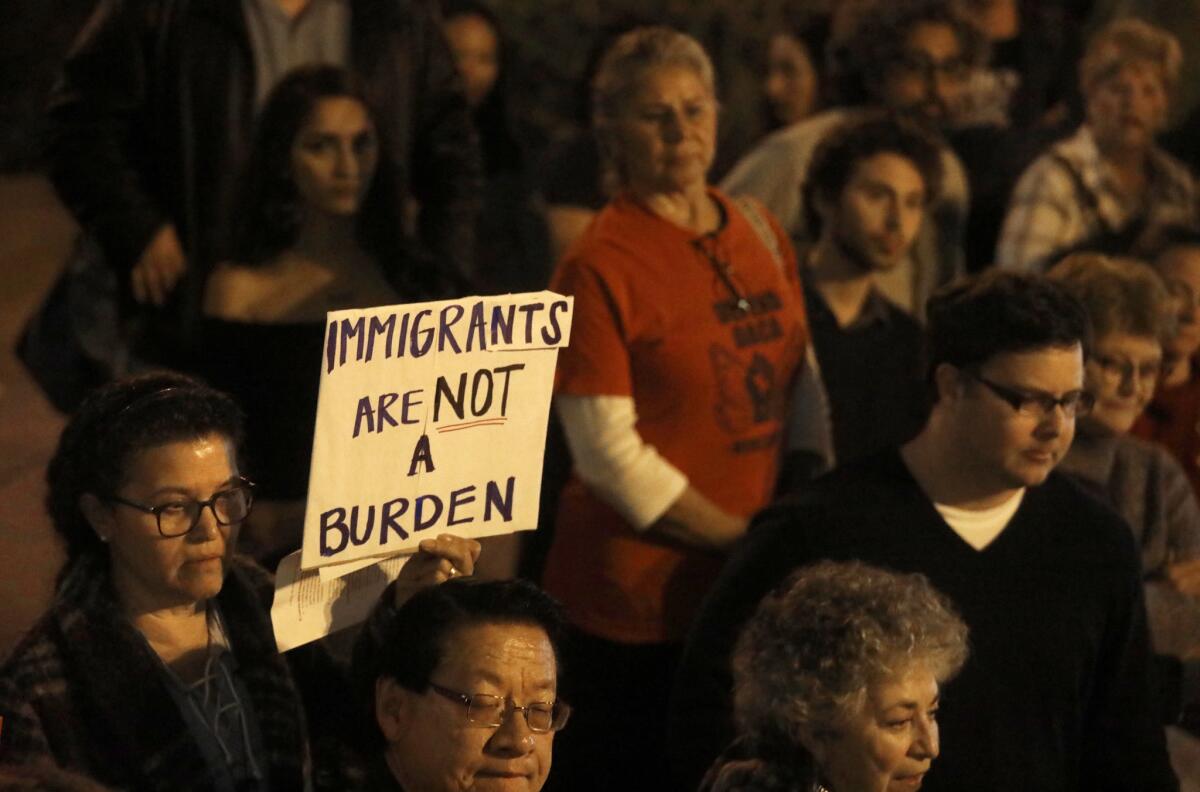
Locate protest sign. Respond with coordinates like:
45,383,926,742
299,291,573,571
272,549,410,652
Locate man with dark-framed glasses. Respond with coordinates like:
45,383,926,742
670,271,1177,791
353,577,570,792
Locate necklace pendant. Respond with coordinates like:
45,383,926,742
736,297,751,313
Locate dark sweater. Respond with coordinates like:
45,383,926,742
668,450,1177,792
802,279,928,464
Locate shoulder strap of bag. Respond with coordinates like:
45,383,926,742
734,195,785,271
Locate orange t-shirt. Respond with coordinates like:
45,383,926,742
542,189,810,643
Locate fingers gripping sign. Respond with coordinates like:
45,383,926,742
394,534,483,606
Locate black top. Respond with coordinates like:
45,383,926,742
197,318,326,500
538,132,605,211
668,449,1176,792
802,276,928,465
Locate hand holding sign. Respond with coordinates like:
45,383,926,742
274,292,570,651
395,533,483,606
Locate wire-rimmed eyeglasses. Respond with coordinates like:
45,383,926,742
429,682,571,733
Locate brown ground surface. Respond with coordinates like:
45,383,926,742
0,175,73,658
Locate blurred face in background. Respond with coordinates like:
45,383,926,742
1157,245,1200,362
1086,60,1169,156
877,21,968,128
1085,332,1163,433
291,96,379,217
818,151,927,274
764,33,819,127
445,13,501,109
612,65,717,196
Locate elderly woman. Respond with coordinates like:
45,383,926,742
702,560,969,792
996,18,1197,272
0,372,480,789
352,578,569,792
539,26,823,790
1048,253,1200,720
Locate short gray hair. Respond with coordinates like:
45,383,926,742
591,26,716,186
1047,252,1175,344
732,561,969,752
1080,17,1182,96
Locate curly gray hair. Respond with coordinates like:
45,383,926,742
732,561,969,752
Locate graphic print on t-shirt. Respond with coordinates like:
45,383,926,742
708,283,793,452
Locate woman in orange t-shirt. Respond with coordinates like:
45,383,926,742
540,27,826,792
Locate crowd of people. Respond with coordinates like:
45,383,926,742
3,0,1200,790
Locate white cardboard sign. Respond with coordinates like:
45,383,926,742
299,292,573,571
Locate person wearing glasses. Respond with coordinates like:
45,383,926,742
352,577,569,792
723,0,984,317
0,372,292,789
1048,253,1200,734
0,371,482,789
670,271,1177,790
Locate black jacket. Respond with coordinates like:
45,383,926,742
48,0,482,346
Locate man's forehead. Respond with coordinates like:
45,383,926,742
979,344,1084,384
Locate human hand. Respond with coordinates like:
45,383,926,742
1167,557,1200,598
131,225,187,305
393,533,483,607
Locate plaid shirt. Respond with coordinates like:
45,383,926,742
0,556,326,791
996,125,1197,272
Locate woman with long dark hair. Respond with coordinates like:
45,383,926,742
200,65,409,560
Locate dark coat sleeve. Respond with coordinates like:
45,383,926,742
667,499,811,791
1082,526,1180,791
46,0,168,272
406,0,482,291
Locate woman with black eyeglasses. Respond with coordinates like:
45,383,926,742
0,371,290,790
1048,253,1200,733
0,371,481,790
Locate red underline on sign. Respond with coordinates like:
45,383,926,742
437,418,509,433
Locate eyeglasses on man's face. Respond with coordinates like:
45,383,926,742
965,371,1094,420
104,478,256,538
429,682,571,733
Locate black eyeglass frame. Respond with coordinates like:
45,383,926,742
103,477,256,538
428,682,571,733
964,371,1094,419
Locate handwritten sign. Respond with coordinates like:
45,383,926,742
299,292,573,571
